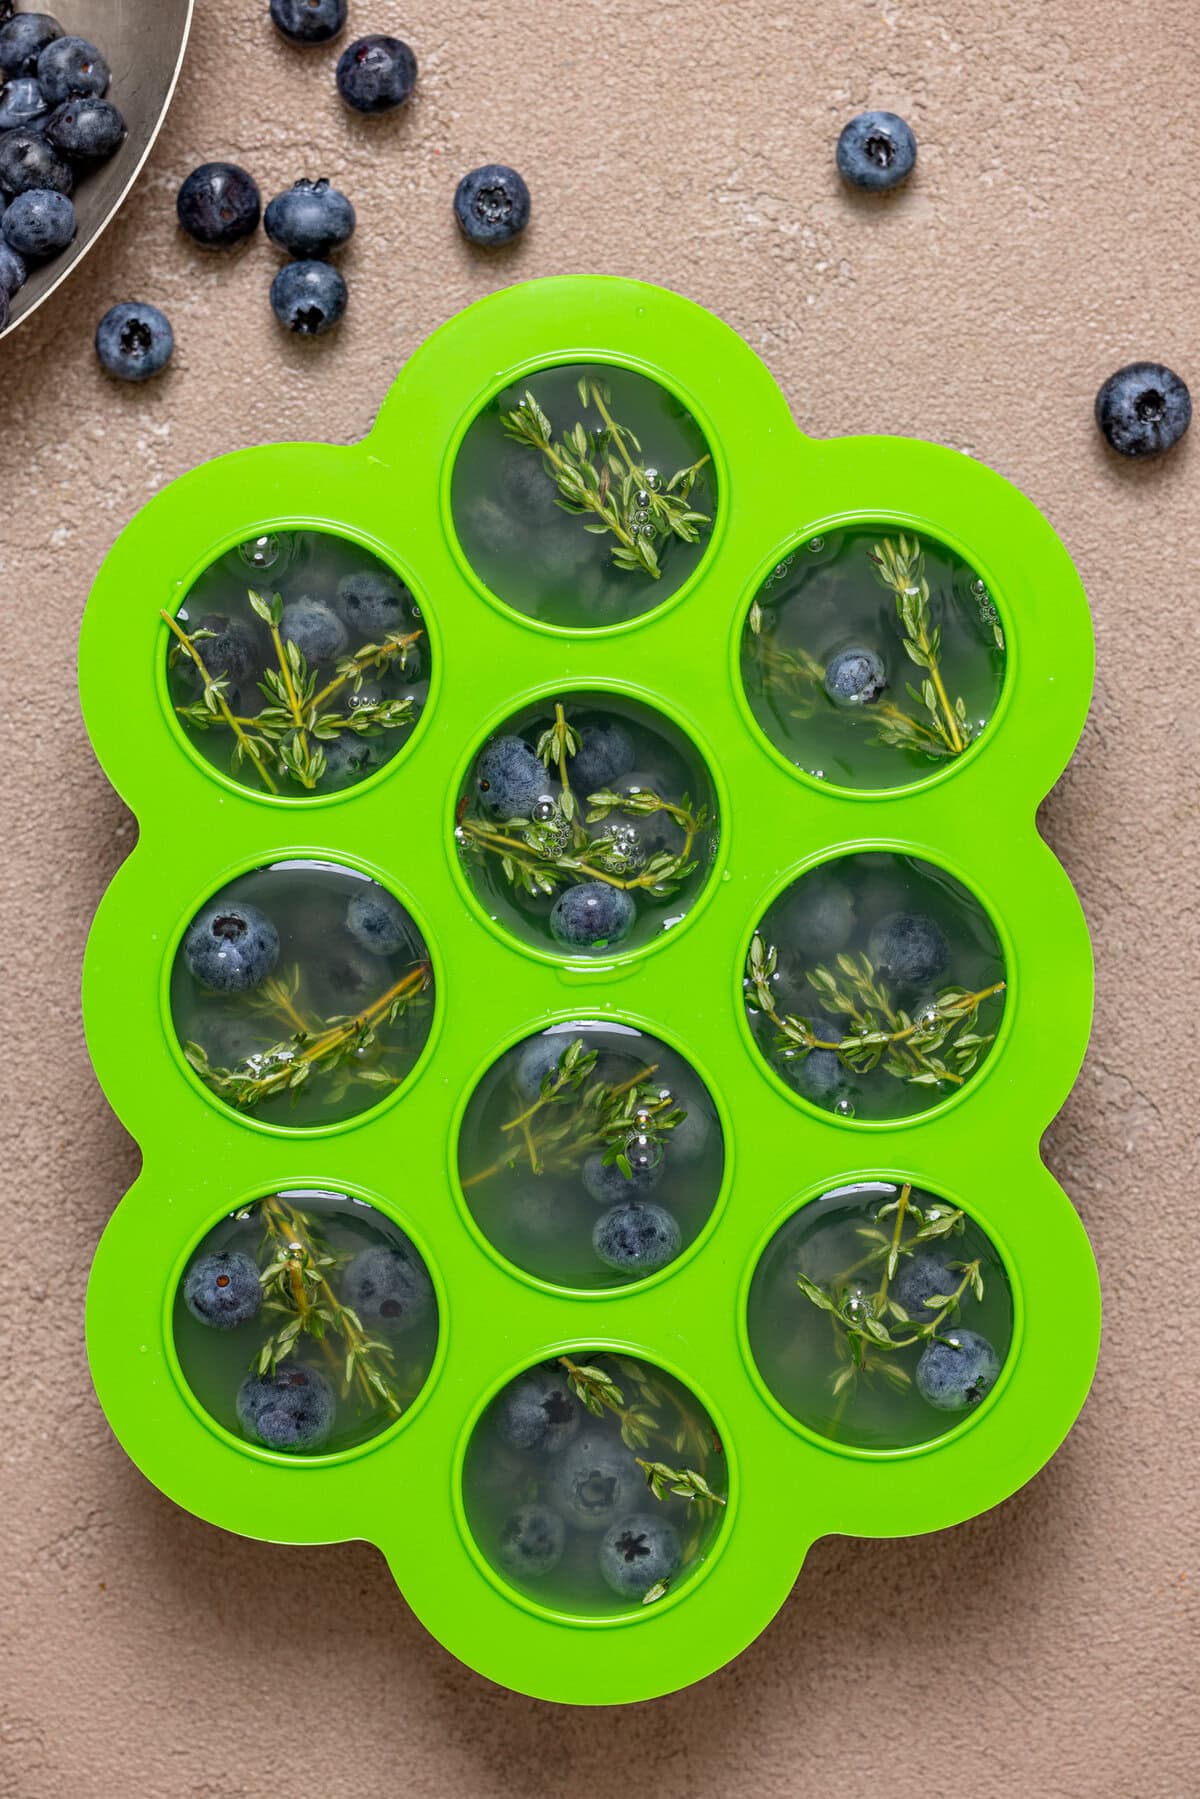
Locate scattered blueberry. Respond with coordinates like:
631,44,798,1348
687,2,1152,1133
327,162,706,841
236,1362,335,1451
183,1250,262,1329
915,1328,1000,1412
269,0,347,45
176,161,261,248
45,95,124,159
280,593,347,663
867,911,949,989
183,899,280,993
265,176,355,257
36,34,109,105
599,1513,682,1600
2,185,73,255
497,1366,580,1456
0,284,8,329
571,719,636,795
342,1242,433,1334
1095,362,1191,459
582,1148,662,1206
270,257,346,334
0,127,72,195
454,163,530,247
824,645,888,706
513,1033,567,1101
0,77,50,132
892,1255,960,1325
0,237,25,293
497,1502,566,1579
593,1202,681,1275
551,1431,633,1531
474,734,552,822
549,882,636,950
345,886,406,956
94,301,173,382
836,110,917,191
334,565,409,636
191,612,259,684
0,14,62,80
335,34,416,114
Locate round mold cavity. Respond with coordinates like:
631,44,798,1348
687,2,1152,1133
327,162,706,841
168,856,434,1130
743,848,1007,1123
456,1019,725,1292
745,1178,1015,1453
172,1186,439,1458
738,523,1007,794
454,688,720,964
449,360,718,629
163,526,430,800
460,1349,729,1620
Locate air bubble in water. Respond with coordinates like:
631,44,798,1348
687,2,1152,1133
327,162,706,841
531,796,557,822
238,534,281,571
643,467,662,491
807,537,825,553
635,490,651,508
834,1098,855,1118
624,1131,664,1172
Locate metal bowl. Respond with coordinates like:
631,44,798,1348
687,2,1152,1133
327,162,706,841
1,0,194,338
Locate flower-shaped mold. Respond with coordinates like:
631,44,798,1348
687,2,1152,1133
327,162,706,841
81,276,1099,1707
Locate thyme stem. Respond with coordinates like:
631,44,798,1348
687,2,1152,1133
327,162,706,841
160,610,280,795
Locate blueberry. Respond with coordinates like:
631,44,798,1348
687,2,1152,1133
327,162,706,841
0,77,49,132
824,645,888,707
320,732,380,788
265,176,355,257
335,566,409,636
45,96,124,159
599,1513,682,1600
95,301,173,382
571,719,636,795
474,734,552,821
176,162,261,248
497,1502,566,1579
36,34,108,104
269,0,347,45
342,1242,433,1334
549,882,636,951
892,1255,960,1325
270,257,346,334
867,911,949,989
345,886,406,956
513,1033,567,1101
184,899,280,993
236,1362,335,1451
836,110,917,191
915,1328,1000,1412
551,1431,633,1531
0,283,8,329
0,236,25,293
190,612,259,684
497,1366,580,1455
454,163,530,246
1,185,72,255
593,1202,681,1275
1095,362,1191,459
305,939,379,1015
582,1148,662,1207
781,868,857,961
665,1098,710,1165
200,1012,273,1069
279,594,347,663
335,34,416,114
183,1250,262,1329
0,127,72,194
789,1013,852,1106
0,15,62,80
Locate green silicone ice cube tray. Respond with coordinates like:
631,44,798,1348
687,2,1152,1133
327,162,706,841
80,275,1099,1704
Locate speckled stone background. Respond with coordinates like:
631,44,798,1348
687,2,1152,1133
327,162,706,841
2,0,1196,1793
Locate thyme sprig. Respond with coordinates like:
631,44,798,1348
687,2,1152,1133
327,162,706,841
501,377,711,578
747,934,1005,1091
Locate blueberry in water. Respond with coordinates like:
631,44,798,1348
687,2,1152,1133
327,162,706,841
593,1202,681,1275
342,1243,432,1334
0,15,62,79
551,1432,632,1531
571,719,636,795
2,186,73,255
236,1363,335,1451
497,1366,579,1455
582,1148,662,1206
549,882,636,950
836,110,917,191
867,911,949,988
280,594,347,663
320,731,380,788
824,646,888,707
782,868,857,961
1094,362,1191,459
345,887,406,956
915,1328,1000,1412
0,77,49,132
0,128,72,195
36,34,109,104
306,939,379,1016
183,1250,262,1329
0,238,25,293
892,1254,960,1325
453,163,531,246
95,302,174,382
184,900,280,993
336,34,417,113
335,566,408,636
190,613,259,685
265,176,355,257
790,1013,852,1106
599,1513,682,1600
666,1099,710,1165
513,1033,565,1101
270,258,347,334
474,734,551,821
45,96,124,159
497,1502,565,1578
201,1012,271,1069
270,0,347,45
176,162,261,248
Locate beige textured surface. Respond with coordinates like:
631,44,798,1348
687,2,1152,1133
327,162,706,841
2,0,1197,1793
